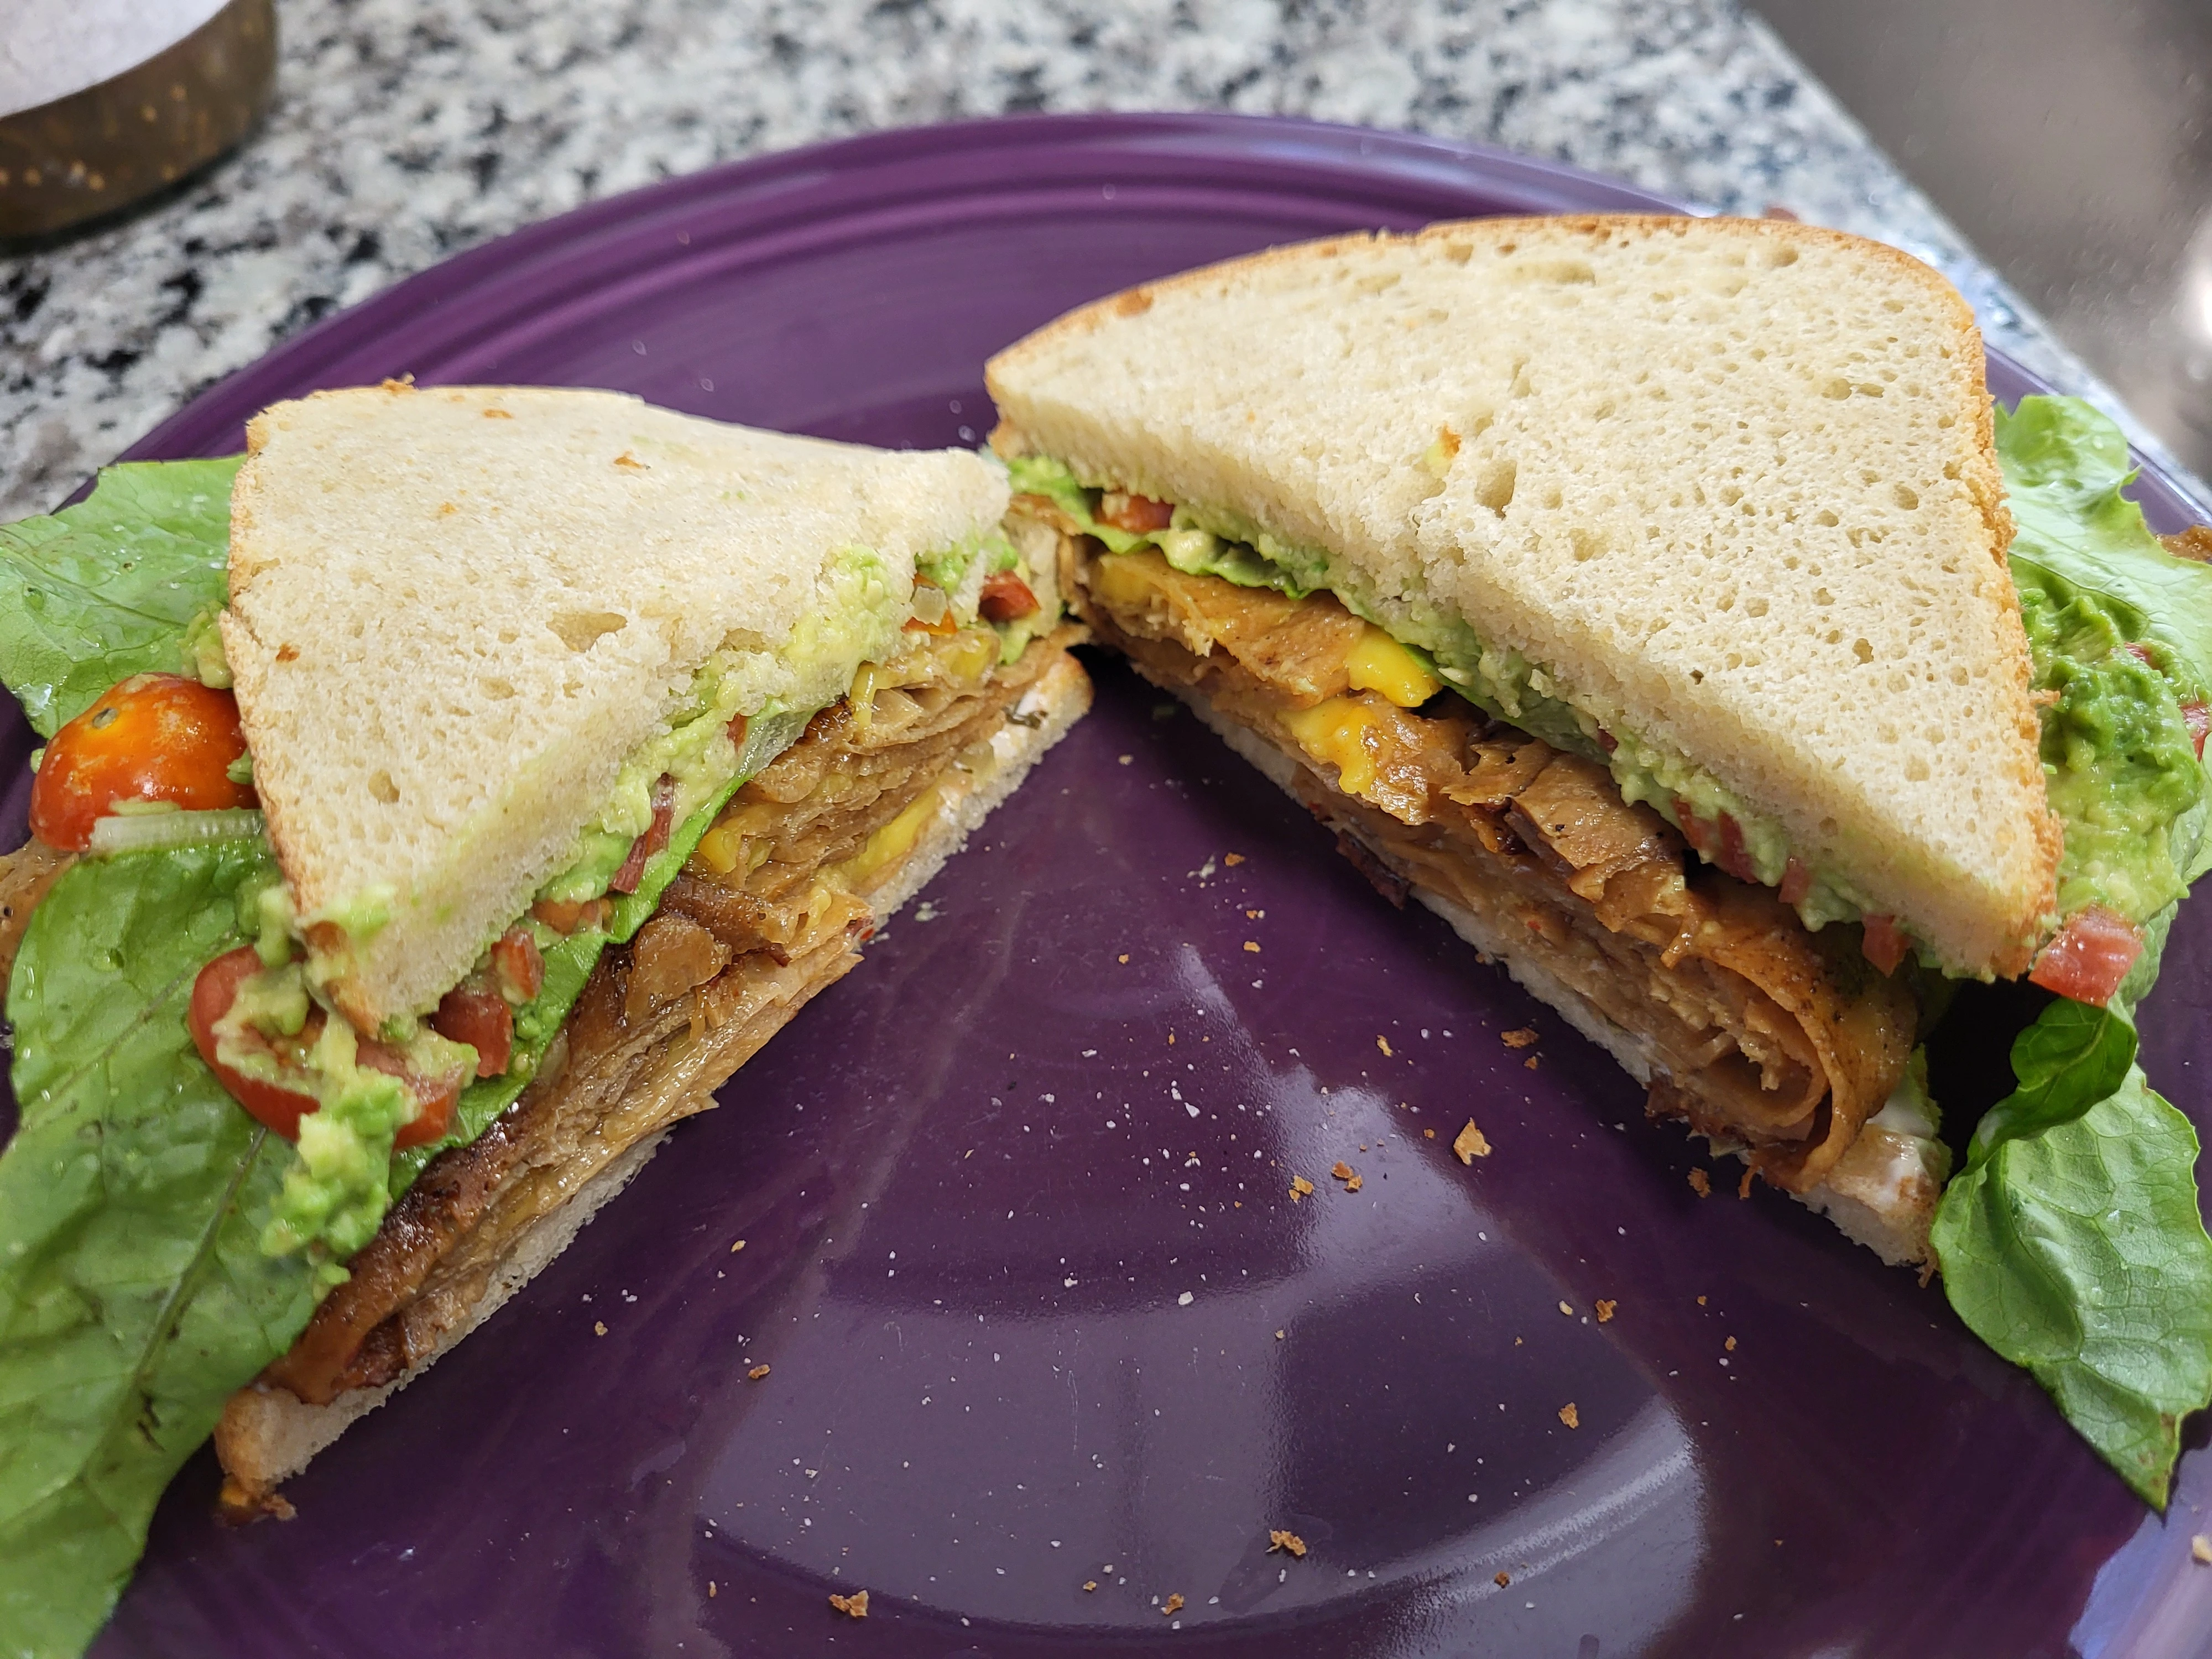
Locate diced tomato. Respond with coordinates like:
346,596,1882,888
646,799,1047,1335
188,946,461,1147
2030,905,2144,1006
532,895,614,935
728,711,749,748
433,986,514,1078
1714,813,1758,883
491,926,544,1003
1861,914,1910,975
610,775,677,895
1097,491,1174,534
1672,797,1716,859
1779,856,1812,906
978,572,1039,623
31,673,254,852
2125,641,2159,667
1671,797,1759,882
2184,700,2209,760
1595,730,1619,754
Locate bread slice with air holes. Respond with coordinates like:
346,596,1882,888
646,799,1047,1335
223,383,1010,1030
211,650,1092,1503
985,215,2058,978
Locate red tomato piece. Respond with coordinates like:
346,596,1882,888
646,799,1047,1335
1097,491,1174,534
188,946,321,1140
1861,914,1910,975
610,775,677,895
491,927,545,1003
1672,798,1717,860
31,673,254,852
533,895,614,935
2184,700,2209,760
1714,813,1759,883
1779,856,1813,906
432,986,514,1079
356,1038,464,1149
2125,641,2159,667
189,945,465,1146
978,572,1040,623
2030,906,2144,1006
1595,730,1618,754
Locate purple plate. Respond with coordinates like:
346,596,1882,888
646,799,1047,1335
15,112,2209,1657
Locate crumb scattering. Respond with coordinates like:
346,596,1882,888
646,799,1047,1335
1494,1571,1511,1588
1289,1175,1315,1202
1725,1335,1738,1352
1738,1167,1756,1199
1377,1035,1394,1057
1453,1119,1492,1163
1161,1593,1185,1616
1524,1055,1540,1070
1423,1127,1436,1139
1243,941,1261,953
1501,1027,1538,1049
1557,1301,1573,1317
1267,1529,1308,1558
708,1582,717,1598
730,1239,746,1253
593,1321,607,1337
828,1589,869,1619
1331,1161,1355,1181
1084,1580,1099,1592
1697,1295,1708,1306
1275,1329,1287,1340
1558,1402,1580,1429
2193,1536,2212,1565
747,1364,771,1380
1688,1168,1712,1197
1118,953,1130,964
1224,853,1245,865
1596,1299,1617,1323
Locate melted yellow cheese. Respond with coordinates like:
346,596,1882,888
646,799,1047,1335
1282,697,1380,799
1345,626,1442,708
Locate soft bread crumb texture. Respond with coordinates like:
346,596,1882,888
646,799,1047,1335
223,383,1008,1025
989,216,2057,975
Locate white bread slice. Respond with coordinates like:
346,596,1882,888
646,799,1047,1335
223,384,1009,1027
212,653,1091,1499
987,216,2057,977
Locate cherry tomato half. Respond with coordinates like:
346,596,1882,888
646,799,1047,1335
32,673,253,852
187,946,461,1148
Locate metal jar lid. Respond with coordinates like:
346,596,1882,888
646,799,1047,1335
0,0,276,243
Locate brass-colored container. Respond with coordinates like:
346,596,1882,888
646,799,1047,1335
0,0,276,243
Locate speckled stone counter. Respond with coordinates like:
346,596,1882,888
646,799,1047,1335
2,0,2198,523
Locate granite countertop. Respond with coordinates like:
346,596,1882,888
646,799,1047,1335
1,0,2196,523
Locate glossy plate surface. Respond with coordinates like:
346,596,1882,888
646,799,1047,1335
10,112,2207,1657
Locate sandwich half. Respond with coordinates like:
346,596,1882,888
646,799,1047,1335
0,384,1088,1657
986,215,2212,1503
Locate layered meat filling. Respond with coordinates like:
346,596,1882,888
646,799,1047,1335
226,625,1083,1426
1055,528,1916,1193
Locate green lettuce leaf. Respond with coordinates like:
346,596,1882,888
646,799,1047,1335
1933,394,2212,1505
0,459,238,738
1933,1067,2212,1506
0,834,319,1657
1964,999,2137,1170
2000,396,2212,702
